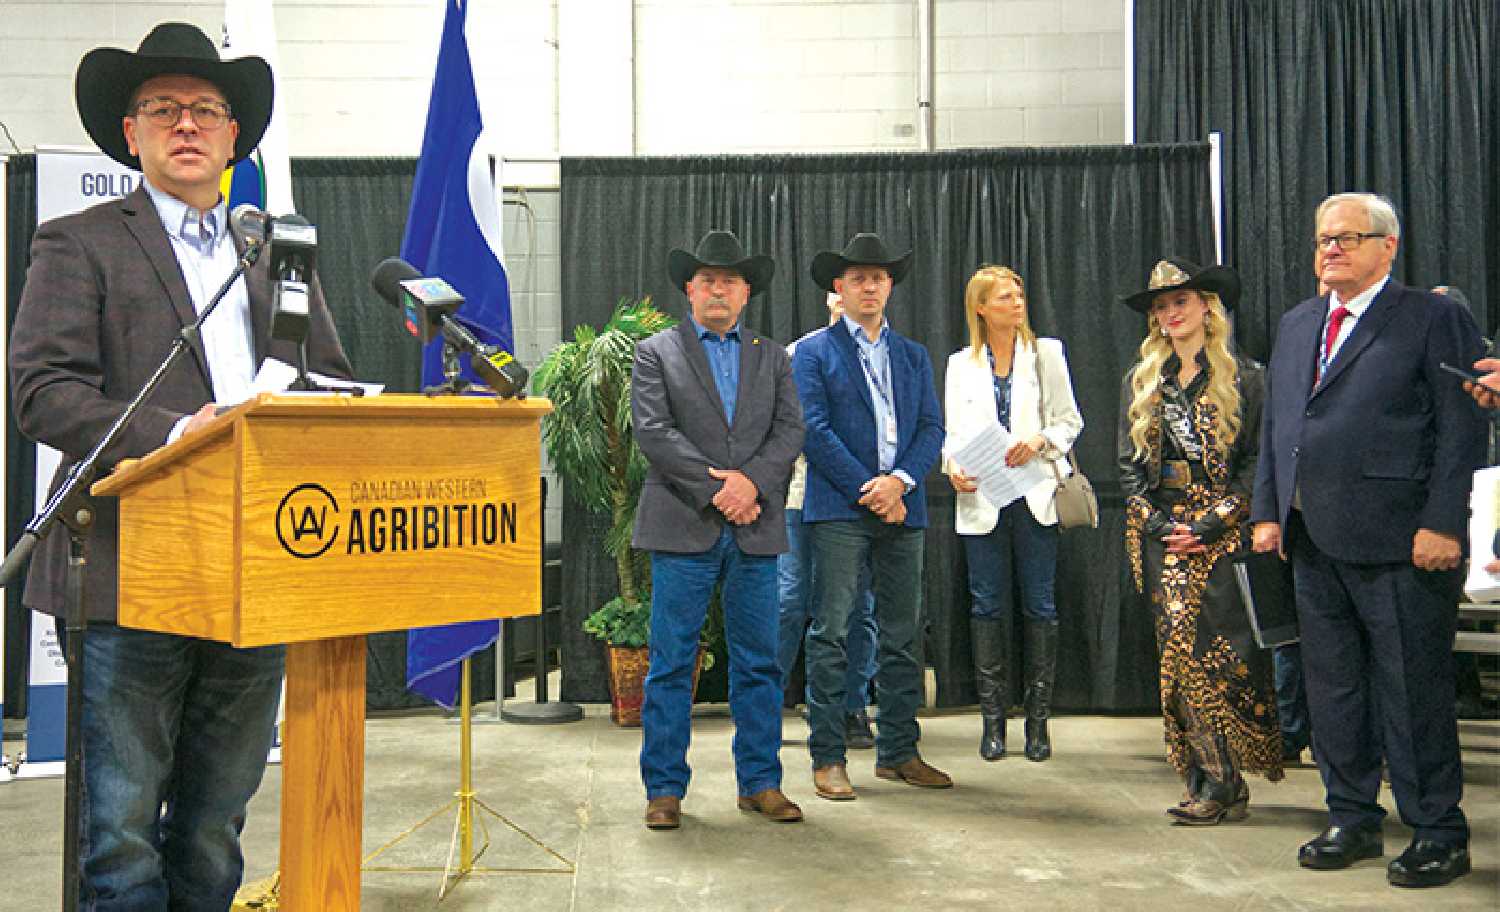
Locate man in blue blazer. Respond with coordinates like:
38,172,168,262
792,233,951,800
1251,193,1485,888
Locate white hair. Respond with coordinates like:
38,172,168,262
1316,192,1401,238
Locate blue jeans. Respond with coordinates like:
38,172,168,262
641,528,782,799
76,623,284,911
1273,643,1312,754
776,508,877,711
806,516,925,769
962,500,1058,621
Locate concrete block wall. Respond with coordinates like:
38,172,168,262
634,0,1128,153
501,187,564,536
0,0,558,160
0,0,1128,160
0,0,1129,537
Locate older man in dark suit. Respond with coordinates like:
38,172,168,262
1251,193,1485,888
632,230,805,830
9,23,350,909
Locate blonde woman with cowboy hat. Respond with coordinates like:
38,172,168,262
1116,258,1283,826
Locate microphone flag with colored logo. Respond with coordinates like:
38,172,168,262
401,0,513,707
221,0,294,214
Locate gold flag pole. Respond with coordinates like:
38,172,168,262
362,657,575,901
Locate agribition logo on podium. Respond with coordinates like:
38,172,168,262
276,476,519,560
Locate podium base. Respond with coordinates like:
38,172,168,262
500,700,583,724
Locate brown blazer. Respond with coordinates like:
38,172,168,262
9,186,352,622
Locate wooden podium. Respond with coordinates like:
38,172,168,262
92,393,551,910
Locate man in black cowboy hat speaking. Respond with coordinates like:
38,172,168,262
791,233,950,799
10,22,349,908
631,229,805,829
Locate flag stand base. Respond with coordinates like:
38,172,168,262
500,700,583,724
361,658,574,900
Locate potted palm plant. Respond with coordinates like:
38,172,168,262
534,298,708,725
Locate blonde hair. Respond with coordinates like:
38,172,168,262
964,265,1037,362
1126,291,1241,460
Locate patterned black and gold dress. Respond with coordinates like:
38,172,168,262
1118,353,1283,810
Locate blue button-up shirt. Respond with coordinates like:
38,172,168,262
843,315,913,488
690,316,741,424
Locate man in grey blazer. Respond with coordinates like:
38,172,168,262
632,230,805,829
10,23,350,908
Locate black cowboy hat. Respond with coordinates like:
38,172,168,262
667,230,776,296
75,22,273,171
1120,257,1241,313
810,233,913,292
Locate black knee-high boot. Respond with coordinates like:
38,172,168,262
1023,618,1059,761
972,616,1010,760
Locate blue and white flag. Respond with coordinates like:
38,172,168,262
402,0,511,707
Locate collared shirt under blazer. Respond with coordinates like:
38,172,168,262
943,337,1083,532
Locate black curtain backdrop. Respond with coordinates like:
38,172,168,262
559,145,1215,710
0,155,507,713
1134,0,1498,361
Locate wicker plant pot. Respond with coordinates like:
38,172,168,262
606,644,706,727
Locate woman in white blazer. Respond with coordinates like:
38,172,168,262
943,266,1083,762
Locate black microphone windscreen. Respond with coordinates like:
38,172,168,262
370,257,420,307
230,204,268,245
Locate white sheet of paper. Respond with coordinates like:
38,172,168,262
247,358,385,398
1464,465,1500,602
949,422,1051,511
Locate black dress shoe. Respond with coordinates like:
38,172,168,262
1298,825,1383,870
1387,839,1471,887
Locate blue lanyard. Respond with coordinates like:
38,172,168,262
856,344,893,411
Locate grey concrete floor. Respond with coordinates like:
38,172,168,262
2,676,1497,911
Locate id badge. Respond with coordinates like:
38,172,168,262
884,414,898,445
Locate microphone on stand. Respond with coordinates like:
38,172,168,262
369,257,529,398
270,215,317,344
229,204,271,265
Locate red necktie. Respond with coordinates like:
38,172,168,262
1317,305,1350,383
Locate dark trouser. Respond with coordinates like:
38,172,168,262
72,623,284,911
776,507,878,710
961,499,1059,622
1289,512,1468,844
806,516,925,770
1274,643,1312,754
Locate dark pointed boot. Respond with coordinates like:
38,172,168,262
971,617,1010,760
1023,618,1059,762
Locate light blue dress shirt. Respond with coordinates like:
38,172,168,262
142,179,257,410
690,315,741,424
843,314,914,489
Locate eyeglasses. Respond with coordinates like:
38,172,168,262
132,98,233,130
1315,232,1385,252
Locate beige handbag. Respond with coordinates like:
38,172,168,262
1035,348,1098,529
1046,451,1098,529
